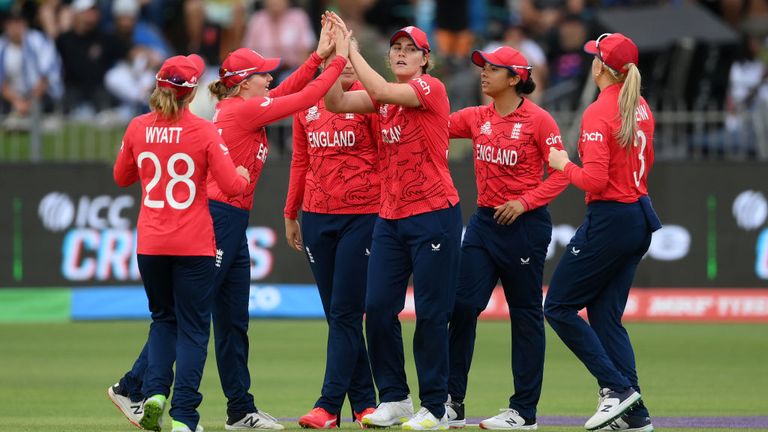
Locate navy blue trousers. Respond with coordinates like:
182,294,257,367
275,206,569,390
544,201,653,417
448,207,551,419
365,204,462,418
121,200,257,419
301,212,377,414
138,254,214,430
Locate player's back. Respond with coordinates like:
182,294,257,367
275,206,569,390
119,110,223,256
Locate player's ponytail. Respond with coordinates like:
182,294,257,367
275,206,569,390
616,63,641,148
515,77,536,95
209,80,241,101
149,87,194,120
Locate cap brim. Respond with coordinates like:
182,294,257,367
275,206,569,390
471,51,507,69
584,40,598,55
259,57,282,74
187,54,205,76
390,31,428,52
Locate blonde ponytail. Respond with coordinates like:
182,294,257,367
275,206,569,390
149,87,194,120
208,80,241,101
616,63,641,148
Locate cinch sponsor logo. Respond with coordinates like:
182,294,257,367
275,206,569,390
546,133,562,146
581,131,604,142
414,77,431,95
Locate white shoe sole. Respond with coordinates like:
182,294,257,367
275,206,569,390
107,386,143,429
479,423,537,430
361,416,410,427
448,420,466,429
585,393,642,431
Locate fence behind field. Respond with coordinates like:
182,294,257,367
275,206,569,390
2,105,768,162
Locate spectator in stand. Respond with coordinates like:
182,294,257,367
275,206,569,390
104,0,172,122
435,0,474,62
724,33,768,157
483,24,548,104
184,0,248,62
56,0,128,117
545,14,591,110
242,0,316,83
0,8,63,129
518,0,583,38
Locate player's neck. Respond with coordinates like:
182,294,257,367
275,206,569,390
492,91,523,117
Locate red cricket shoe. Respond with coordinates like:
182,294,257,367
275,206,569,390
299,407,339,429
354,408,377,429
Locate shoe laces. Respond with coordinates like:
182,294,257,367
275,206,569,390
256,410,280,423
596,388,611,409
495,408,520,419
412,407,433,422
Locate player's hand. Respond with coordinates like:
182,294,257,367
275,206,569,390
284,218,304,251
333,24,351,59
315,12,336,59
493,200,525,225
236,166,251,183
327,11,348,33
548,147,570,172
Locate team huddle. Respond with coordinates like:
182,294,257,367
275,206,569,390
109,11,660,432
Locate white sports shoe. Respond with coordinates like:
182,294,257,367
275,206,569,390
402,407,449,430
172,419,204,432
362,395,414,427
598,413,654,431
479,409,537,430
107,383,144,429
585,388,642,431
445,395,466,429
225,411,285,430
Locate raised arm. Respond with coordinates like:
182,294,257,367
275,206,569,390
347,46,421,108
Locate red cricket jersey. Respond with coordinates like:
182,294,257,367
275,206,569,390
449,99,569,210
114,108,248,256
284,82,380,219
206,53,346,210
374,74,459,219
564,84,655,204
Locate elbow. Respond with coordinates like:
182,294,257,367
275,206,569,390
367,85,386,103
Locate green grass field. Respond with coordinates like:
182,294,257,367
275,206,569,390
0,321,765,432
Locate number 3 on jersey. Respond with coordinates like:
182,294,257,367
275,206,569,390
137,151,196,209
632,130,646,188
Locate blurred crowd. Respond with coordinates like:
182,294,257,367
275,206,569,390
2,0,768,157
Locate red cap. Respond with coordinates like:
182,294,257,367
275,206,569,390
389,26,430,53
155,54,205,97
220,48,281,88
584,33,638,73
471,46,532,81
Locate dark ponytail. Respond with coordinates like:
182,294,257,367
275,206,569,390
507,69,536,95
515,77,536,95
